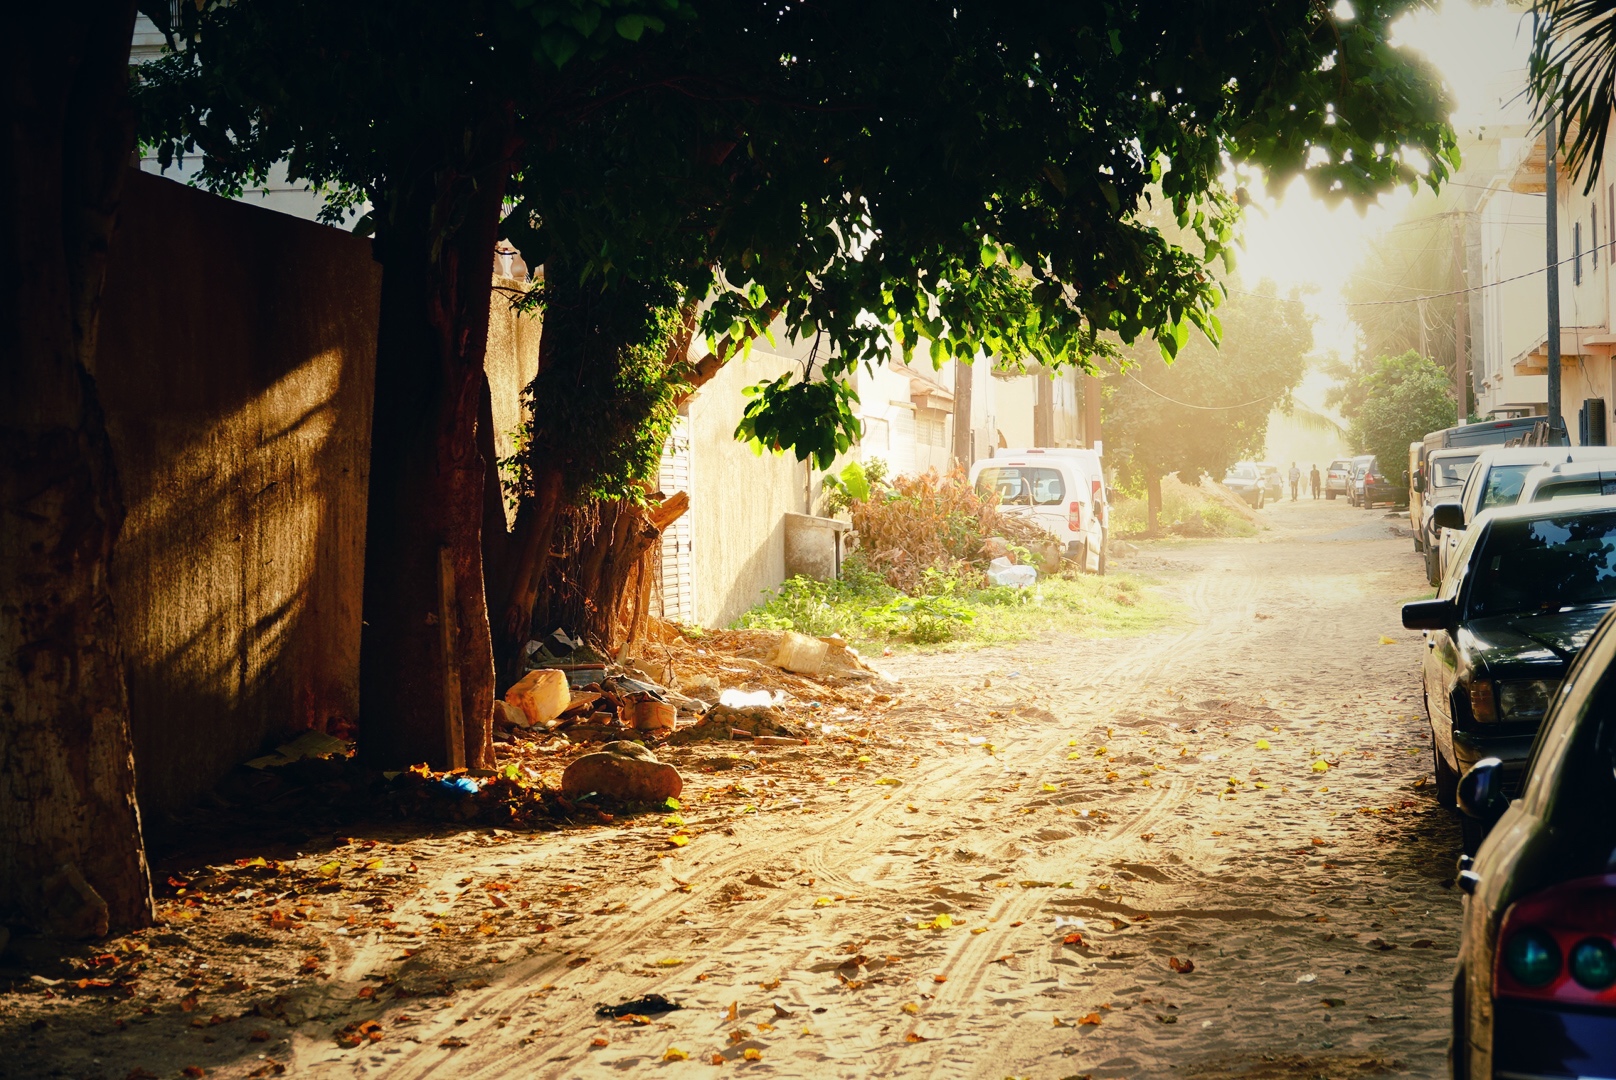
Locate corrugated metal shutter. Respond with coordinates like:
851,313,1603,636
655,415,695,624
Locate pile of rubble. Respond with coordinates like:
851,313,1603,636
492,623,900,805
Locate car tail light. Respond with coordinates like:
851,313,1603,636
1069,501,1083,531
1496,875,1616,1006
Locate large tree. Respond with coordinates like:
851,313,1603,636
2,0,154,935
1103,284,1315,530
137,0,1458,769
491,0,1462,655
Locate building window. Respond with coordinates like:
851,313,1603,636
1575,221,1584,285
916,410,947,448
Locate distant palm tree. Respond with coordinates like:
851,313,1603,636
1530,0,1616,189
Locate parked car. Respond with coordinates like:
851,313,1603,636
971,449,1108,574
1255,462,1284,502
1346,454,1374,506
1403,500,1616,835
1430,446,1616,582
1415,448,1478,584
1413,417,1545,509
1449,603,1616,1080
1518,460,1616,503
1222,462,1265,509
1359,456,1405,509
1324,458,1354,500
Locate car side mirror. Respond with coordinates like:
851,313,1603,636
1458,757,1510,825
1431,502,1466,531
1402,598,1456,630
1413,475,1425,494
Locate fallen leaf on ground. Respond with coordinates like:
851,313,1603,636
743,1048,763,1061
663,1047,690,1061
726,1001,738,1021
1168,957,1195,973
901,1002,919,1015
905,1032,928,1042
439,1036,468,1049
591,1037,609,1048
1078,1013,1102,1025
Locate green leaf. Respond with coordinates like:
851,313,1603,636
615,14,647,40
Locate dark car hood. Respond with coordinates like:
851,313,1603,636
1461,605,1613,669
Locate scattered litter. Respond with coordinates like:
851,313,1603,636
596,994,682,1018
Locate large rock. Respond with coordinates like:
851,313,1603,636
561,741,683,803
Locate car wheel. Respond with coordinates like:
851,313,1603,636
1414,533,1424,553
1327,490,1337,500
1425,545,1441,587
1095,536,1107,576
1432,734,1458,809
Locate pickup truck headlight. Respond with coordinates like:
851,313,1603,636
1499,679,1556,722
1468,679,1498,723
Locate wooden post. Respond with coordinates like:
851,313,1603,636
437,546,466,770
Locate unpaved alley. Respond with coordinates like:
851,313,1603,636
3,497,1461,1080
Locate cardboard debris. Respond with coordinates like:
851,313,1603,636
770,631,830,676
244,730,352,770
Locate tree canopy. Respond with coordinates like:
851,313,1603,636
1103,284,1314,495
139,0,1462,462
1347,350,1457,476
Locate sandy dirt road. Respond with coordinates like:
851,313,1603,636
2,495,1464,1080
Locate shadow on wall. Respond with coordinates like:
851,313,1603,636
710,515,789,628
96,171,379,822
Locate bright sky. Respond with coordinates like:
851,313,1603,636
1234,0,1534,374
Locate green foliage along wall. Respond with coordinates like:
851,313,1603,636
1348,351,1457,477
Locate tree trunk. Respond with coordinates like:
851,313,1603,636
1145,471,1163,535
0,0,154,936
359,126,513,771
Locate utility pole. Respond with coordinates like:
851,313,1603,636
951,359,974,467
1547,111,1563,429
1084,373,1102,453
1453,216,1470,422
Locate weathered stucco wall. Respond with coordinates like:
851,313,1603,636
687,349,808,627
97,171,381,818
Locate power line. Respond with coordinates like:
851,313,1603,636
1122,370,1276,411
1232,249,1586,309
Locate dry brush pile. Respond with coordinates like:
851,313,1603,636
848,467,1053,592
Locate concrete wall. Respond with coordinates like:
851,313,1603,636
99,171,379,818
686,347,808,627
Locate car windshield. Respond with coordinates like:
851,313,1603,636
1478,464,1535,511
1329,460,1350,471
1466,511,1616,617
1227,465,1256,480
977,467,1065,506
1429,455,1477,489
1533,478,1616,501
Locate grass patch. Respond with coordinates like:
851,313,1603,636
734,562,1177,649
1111,474,1258,539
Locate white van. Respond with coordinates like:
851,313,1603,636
968,447,1109,574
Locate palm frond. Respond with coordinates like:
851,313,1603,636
1530,0,1616,191
1283,401,1348,439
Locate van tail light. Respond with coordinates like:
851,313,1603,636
1091,480,1105,526
1495,875,1616,1007
1069,501,1083,532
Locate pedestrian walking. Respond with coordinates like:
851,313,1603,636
1309,463,1321,499
1288,462,1301,501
